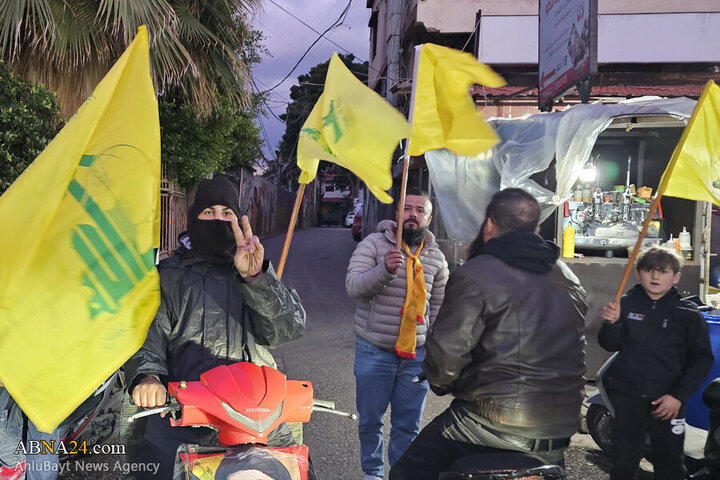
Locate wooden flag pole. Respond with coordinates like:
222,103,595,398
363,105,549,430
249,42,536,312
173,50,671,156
395,155,410,246
613,192,664,303
394,45,423,247
277,182,307,280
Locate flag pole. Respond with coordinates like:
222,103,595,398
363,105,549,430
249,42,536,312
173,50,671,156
396,45,424,247
395,155,410,246
613,192,663,303
277,182,307,279
614,80,717,301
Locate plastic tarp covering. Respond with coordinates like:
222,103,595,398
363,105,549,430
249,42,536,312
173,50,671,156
426,149,501,243
425,97,697,243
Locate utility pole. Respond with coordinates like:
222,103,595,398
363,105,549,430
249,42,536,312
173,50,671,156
364,0,406,237
385,0,403,108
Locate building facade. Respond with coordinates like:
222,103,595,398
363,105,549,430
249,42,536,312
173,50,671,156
367,0,720,115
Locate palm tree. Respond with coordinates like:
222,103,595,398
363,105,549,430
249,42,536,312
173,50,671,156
0,0,258,118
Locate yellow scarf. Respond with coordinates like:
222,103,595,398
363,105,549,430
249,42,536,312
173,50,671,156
395,240,426,359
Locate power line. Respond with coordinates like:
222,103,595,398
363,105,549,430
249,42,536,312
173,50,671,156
256,114,277,162
259,0,353,95
265,0,356,58
252,76,286,123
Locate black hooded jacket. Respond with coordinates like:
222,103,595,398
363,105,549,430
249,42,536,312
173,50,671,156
125,238,306,388
599,284,713,403
423,231,588,438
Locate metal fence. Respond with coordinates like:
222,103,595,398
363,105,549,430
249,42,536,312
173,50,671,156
159,172,186,259
157,169,318,259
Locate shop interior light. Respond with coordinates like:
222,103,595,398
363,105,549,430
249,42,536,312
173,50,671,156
579,164,597,183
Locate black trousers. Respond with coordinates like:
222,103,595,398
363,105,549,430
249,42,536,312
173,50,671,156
607,389,686,480
390,400,567,480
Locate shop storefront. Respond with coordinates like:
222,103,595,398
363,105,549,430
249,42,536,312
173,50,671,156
426,96,709,376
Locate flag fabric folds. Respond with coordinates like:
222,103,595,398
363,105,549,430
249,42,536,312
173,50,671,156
407,43,506,157
0,26,160,431
297,53,411,203
659,80,720,205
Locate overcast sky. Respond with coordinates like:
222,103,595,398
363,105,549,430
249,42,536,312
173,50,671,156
250,0,371,163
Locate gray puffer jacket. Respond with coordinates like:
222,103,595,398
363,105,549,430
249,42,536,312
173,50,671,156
346,220,449,350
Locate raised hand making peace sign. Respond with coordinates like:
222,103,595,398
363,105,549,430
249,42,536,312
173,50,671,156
231,215,264,279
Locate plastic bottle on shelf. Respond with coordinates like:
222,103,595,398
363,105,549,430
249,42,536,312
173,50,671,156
679,227,692,260
679,227,691,250
562,224,575,259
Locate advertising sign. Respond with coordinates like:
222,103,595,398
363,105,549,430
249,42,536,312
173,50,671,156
538,0,596,107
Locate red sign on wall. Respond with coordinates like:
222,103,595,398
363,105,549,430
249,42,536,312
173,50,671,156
538,0,596,107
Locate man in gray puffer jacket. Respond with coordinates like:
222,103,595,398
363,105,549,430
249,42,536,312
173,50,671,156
391,188,587,479
346,189,449,480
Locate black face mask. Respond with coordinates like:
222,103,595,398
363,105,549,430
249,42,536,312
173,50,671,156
188,219,236,264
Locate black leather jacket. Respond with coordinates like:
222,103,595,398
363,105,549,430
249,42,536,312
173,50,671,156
423,232,588,438
125,244,306,388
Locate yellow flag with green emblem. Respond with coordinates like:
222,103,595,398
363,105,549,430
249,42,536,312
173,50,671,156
659,80,720,205
0,26,160,432
407,43,506,157
297,53,411,203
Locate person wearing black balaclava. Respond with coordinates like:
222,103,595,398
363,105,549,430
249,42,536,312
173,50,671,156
125,176,306,479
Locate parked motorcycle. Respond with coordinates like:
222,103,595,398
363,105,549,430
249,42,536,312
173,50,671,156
407,375,567,479
0,370,125,480
128,361,356,480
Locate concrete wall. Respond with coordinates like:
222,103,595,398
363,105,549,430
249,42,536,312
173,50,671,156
367,0,389,90
237,171,317,239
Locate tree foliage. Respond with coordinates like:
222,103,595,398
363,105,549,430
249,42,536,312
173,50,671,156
0,61,61,195
160,28,267,190
0,0,259,118
266,54,368,192
160,93,263,190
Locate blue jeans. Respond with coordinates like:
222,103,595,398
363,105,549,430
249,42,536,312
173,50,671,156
354,337,429,477
26,421,63,480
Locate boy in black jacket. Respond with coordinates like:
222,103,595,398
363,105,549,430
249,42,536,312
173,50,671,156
599,246,714,480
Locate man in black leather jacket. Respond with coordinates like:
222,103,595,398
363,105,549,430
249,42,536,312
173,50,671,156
125,176,306,478
391,188,588,479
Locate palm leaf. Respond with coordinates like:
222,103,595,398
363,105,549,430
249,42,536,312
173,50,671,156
0,0,259,117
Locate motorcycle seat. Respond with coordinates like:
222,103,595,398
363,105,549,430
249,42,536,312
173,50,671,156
448,451,565,475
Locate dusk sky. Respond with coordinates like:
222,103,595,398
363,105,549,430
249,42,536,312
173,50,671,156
250,0,371,164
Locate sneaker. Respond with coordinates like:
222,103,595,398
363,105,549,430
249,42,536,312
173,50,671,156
363,476,383,480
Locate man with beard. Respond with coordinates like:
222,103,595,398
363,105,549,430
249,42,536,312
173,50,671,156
125,176,306,478
390,188,587,479
346,188,449,480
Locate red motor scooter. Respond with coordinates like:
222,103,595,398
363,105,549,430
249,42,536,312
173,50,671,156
129,362,356,480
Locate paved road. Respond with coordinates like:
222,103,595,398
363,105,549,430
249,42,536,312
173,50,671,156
60,226,655,479
263,227,650,479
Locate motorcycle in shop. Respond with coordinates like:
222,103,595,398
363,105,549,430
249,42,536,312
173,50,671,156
0,370,125,480
128,361,356,480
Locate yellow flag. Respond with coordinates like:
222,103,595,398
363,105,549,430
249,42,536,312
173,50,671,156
297,53,411,203
659,80,720,205
0,26,160,431
407,43,506,157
